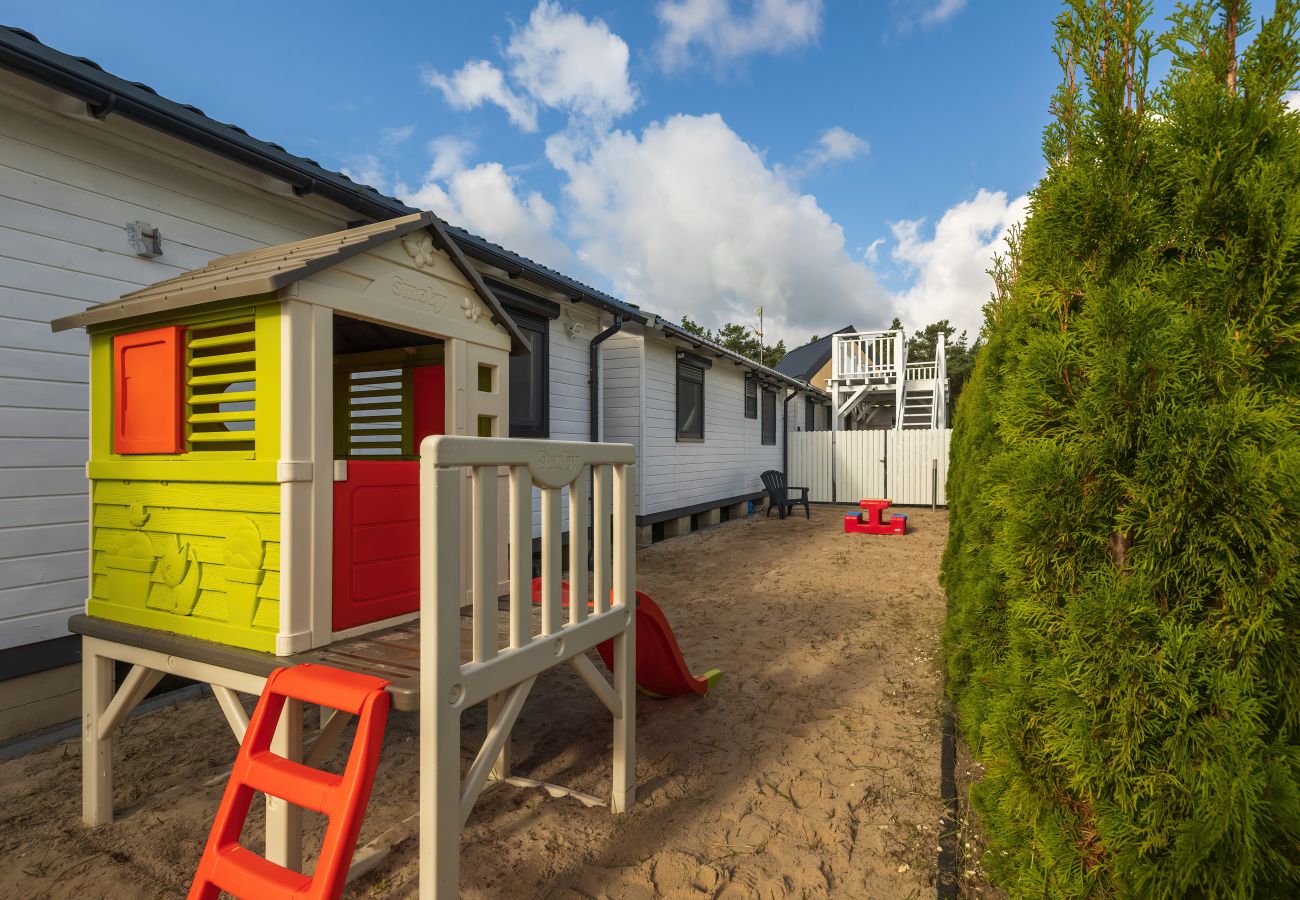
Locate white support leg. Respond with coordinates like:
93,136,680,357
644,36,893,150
82,640,115,826
421,462,467,899
611,463,637,814
266,698,304,871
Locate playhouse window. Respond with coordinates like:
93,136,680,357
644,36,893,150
676,362,705,441
186,317,257,454
805,397,815,431
342,369,407,456
509,312,549,438
744,375,758,419
761,388,777,444
333,314,445,459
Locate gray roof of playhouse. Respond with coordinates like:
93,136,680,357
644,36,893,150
1,24,823,394
773,327,857,382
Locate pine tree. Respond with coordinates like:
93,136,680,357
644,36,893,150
943,1,1300,896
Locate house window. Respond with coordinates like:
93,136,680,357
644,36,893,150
744,375,757,419
508,312,548,438
805,397,815,431
761,387,777,445
676,362,705,441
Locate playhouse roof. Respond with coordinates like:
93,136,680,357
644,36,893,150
49,213,530,351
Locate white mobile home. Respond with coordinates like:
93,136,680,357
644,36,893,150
0,25,823,738
601,323,823,543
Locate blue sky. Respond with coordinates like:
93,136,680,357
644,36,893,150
7,0,1185,344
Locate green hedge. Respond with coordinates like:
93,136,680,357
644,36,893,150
942,2,1300,896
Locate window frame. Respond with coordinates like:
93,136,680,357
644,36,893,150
805,396,815,432
676,361,706,442
507,310,550,439
744,374,758,419
761,386,777,445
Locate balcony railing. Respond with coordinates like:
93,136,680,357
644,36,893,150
833,330,901,381
905,362,937,381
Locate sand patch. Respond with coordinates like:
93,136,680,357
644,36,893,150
0,507,949,898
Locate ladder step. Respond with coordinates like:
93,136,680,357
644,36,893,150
243,753,344,814
206,845,313,898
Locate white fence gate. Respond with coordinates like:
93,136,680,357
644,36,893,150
788,429,952,505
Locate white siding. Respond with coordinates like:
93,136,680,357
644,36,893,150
526,306,606,534
601,331,642,447
0,85,351,650
638,336,784,517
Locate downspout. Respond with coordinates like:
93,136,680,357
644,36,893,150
589,315,625,442
783,388,796,475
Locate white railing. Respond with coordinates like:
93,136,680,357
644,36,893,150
833,330,902,381
905,362,937,381
419,436,637,898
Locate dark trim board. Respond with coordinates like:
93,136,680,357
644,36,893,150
636,492,766,527
0,635,80,681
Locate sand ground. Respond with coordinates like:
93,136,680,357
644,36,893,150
0,506,949,899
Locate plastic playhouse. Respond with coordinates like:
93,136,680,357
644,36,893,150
844,498,908,535
50,212,717,899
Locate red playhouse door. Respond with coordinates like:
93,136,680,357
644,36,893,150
332,365,444,632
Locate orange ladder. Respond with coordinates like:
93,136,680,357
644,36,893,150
189,663,391,900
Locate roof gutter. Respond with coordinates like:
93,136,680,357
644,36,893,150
0,30,407,222
451,236,650,327
0,27,655,330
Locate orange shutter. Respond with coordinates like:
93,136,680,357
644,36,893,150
113,325,185,454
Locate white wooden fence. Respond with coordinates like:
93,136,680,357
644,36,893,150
788,429,952,505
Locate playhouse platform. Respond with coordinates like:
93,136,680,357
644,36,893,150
70,605,553,714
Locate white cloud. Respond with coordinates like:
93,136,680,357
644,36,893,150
423,60,539,132
786,126,869,178
398,162,570,270
380,124,415,146
920,0,965,25
423,2,635,134
1284,91,1299,110
864,237,885,264
340,154,388,192
555,113,890,343
888,188,1028,337
656,0,823,70
893,0,966,30
506,1,637,126
426,136,476,181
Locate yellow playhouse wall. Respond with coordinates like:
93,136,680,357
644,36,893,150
85,300,282,652
88,481,281,652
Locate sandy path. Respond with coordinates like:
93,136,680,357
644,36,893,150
0,507,948,899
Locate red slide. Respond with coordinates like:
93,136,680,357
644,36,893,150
530,579,722,698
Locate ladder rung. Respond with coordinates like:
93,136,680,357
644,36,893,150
244,753,343,814
209,845,313,897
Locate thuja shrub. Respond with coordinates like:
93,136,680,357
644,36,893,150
942,1,1300,896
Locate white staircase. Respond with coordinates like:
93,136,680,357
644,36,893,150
901,383,937,429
